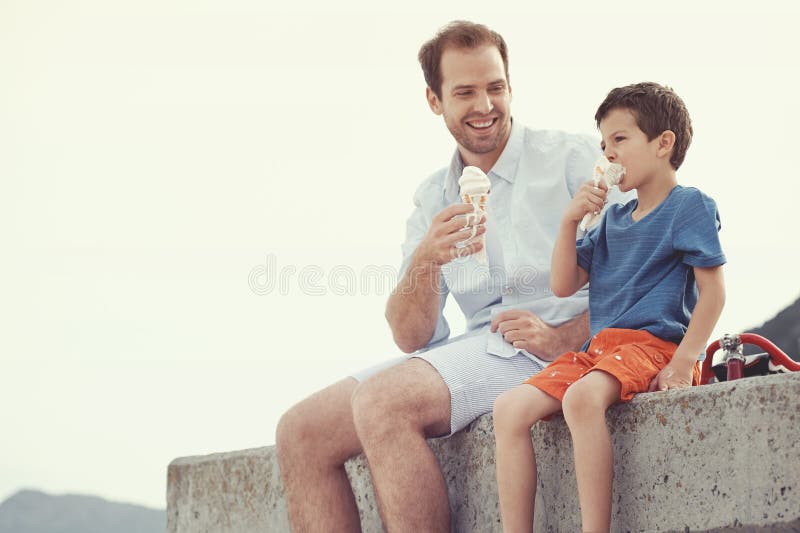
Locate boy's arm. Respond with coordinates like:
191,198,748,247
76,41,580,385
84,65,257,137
551,218,589,297
649,265,726,391
551,180,607,297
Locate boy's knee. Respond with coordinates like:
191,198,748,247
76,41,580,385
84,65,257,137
492,389,530,435
562,383,604,423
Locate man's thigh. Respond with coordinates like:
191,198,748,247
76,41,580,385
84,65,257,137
351,335,546,437
354,357,452,438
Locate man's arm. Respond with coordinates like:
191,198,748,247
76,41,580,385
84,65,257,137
555,311,591,353
385,256,444,354
386,203,485,353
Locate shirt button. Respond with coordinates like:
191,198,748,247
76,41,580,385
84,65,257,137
502,285,513,295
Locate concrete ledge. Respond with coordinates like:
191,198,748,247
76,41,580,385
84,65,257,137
167,372,800,532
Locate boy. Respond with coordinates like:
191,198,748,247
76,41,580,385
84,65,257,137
492,82,726,533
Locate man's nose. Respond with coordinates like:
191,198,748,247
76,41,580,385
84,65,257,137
474,92,494,114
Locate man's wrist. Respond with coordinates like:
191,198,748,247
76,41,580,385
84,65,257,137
556,312,590,352
407,253,442,279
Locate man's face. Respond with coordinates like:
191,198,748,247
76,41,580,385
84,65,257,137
428,44,512,159
599,108,662,192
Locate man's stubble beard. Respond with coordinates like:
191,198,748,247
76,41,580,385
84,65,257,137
447,114,511,156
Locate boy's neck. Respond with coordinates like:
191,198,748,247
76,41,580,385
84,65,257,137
634,169,678,214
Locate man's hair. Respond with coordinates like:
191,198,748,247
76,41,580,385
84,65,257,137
418,20,509,100
595,82,693,170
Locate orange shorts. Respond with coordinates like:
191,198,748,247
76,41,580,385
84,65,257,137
525,328,701,403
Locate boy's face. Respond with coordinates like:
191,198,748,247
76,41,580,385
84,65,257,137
599,108,664,192
426,44,512,161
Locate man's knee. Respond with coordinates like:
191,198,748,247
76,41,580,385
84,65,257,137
275,403,313,463
275,380,358,468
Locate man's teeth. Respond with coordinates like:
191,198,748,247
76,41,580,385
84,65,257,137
469,120,493,128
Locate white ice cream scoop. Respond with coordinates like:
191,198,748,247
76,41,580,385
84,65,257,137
579,156,625,231
458,166,491,197
457,166,491,264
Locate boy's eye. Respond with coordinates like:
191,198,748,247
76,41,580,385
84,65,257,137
615,136,626,142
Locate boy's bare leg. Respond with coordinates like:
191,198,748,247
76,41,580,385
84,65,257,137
275,378,363,533
562,371,622,533
350,358,452,533
493,384,562,533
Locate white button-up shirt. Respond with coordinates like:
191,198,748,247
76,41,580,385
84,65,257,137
399,120,633,359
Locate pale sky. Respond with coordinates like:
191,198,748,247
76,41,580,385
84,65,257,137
2,0,798,509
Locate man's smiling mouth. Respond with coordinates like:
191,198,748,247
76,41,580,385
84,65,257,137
467,117,497,130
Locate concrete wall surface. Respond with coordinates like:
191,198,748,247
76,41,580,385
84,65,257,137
167,372,800,532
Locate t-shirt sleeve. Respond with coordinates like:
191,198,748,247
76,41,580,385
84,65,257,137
673,189,727,268
575,226,598,273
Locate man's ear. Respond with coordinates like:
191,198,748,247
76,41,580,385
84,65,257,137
426,87,443,115
657,130,676,159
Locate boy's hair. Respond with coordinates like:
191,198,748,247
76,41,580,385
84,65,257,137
418,21,509,100
595,82,693,170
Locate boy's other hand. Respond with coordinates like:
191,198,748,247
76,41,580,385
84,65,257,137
564,179,608,224
647,358,694,392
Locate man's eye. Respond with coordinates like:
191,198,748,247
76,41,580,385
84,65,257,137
456,91,472,97
489,85,505,93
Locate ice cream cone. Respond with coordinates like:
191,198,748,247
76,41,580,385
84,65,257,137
579,156,625,231
458,166,491,265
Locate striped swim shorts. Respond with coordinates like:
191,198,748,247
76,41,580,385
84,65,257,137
350,330,548,436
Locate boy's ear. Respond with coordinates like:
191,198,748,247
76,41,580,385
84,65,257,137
426,87,443,115
657,130,676,159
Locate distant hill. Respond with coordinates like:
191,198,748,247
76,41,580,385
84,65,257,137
0,490,164,533
744,294,800,361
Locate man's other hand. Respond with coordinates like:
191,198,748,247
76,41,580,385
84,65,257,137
491,310,561,361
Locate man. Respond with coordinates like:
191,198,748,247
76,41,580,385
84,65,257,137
275,20,627,532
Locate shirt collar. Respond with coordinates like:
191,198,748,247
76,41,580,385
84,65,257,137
444,119,523,199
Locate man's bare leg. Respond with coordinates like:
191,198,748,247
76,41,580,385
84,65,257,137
350,358,452,533
275,378,363,533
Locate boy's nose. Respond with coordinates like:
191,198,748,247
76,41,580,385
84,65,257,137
604,148,616,161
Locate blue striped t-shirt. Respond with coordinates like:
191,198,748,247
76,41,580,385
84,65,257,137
576,185,726,347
